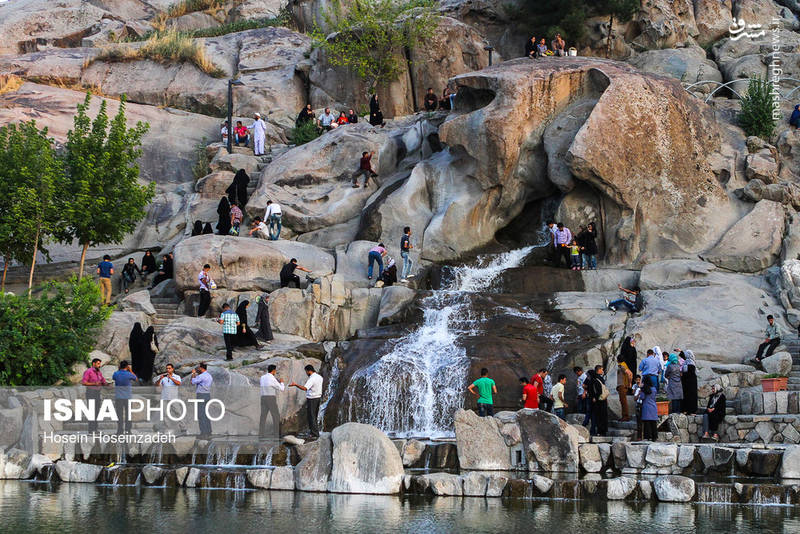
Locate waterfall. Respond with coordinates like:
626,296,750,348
344,246,536,437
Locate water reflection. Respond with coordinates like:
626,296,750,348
1,481,799,534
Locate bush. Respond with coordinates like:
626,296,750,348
0,277,111,386
739,76,778,140
291,120,321,146
168,0,223,18
193,137,210,179
93,31,226,78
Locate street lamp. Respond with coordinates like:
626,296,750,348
227,78,245,154
484,45,494,67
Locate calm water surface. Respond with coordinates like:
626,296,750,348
1,480,799,533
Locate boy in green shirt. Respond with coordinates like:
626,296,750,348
468,367,497,417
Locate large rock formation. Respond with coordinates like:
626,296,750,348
453,409,511,470
328,422,404,494
517,409,580,472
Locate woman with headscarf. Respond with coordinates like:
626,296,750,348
129,323,147,384
701,384,726,441
377,256,398,287
619,336,637,375
234,300,260,348
616,360,633,422
233,169,250,206
191,221,203,236
202,222,213,234
150,254,174,288
120,257,141,294
641,375,659,441
680,350,698,414
652,345,664,389
141,250,157,282
369,94,384,126
225,174,239,205
217,196,232,236
139,326,158,384
581,222,599,270
791,105,800,128
665,353,683,414
255,294,273,342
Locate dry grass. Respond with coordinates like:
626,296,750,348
0,74,24,95
91,31,226,78
167,0,224,18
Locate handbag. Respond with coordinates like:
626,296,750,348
599,383,610,401
150,338,159,354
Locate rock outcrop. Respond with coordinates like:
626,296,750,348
453,409,512,470
328,422,404,494
517,409,580,472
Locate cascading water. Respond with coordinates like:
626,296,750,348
344,246,537,437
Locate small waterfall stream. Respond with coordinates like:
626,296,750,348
344,246,537,437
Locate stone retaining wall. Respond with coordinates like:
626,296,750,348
666,413,800,444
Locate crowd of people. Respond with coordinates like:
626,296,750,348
546,221,599,270
524,33,569,58
94,251,173,306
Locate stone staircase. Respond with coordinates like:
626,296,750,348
783,336,800,391
150,297,183,332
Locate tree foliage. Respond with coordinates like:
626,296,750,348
739,76,777,140
57,93,154,277
311,0,438,90
0,121,62,292
0,277,111,386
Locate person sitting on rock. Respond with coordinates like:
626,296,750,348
296,104,314,126
347,108,359,124
280,258,312,288
376,256,398,288
753,314,782,364
791,105,800,128
524,35,537,58
352,151,378,188
551,33,566,56
248,217,269,239
424,87,438,111
336,111,349,125
536,38,548,57
317,107,336,131
234,121,249,147
606,284,644,313
440,87,456,110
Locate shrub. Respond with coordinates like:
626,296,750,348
188,16,289,38
739,76,778,140
168,0,223,18
193,137,211,179
93,31,226,78
291,121,321,146
0,277,111,386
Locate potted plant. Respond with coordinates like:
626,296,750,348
761,374,788,392
656,396,670,416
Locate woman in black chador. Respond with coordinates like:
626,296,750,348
255,294,273,342
138,326,159,384
129,322,147,383
226,169,251,206
234,300,260,348
369,94,384,127
216,196,232,236
202,222,213,234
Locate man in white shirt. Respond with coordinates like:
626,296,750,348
290,364,324,438
264,199,282,240
251,112,267,156
156,363,186,433
259,364,285,438
317,108,336,131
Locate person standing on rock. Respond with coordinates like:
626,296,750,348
229,201,243,235
519,376,539,409
701,384,726,441
546,221,558,265
538,369,554,413
234,300,260,349
665,353,683,414
369,94,384,126
640,371,659,441
264,200,282,240
112,361,137,435
468,368,497,417
680,350,698,414
367,243,387,281
587,365,609,437
289,365,324,438
82,358,108,434
616,360,632,422
280,258,311,288
157,363,182,401
638,348,660,393
633,375,643,440
120,257,141,294
259,364,285,439
251,112,267,156
552,374,567,420
352,151,377,187
554,223,572,268
578,222,599,270
198,264,213,317
218,303,239,361
574,366,588,417
255,294,273,342
400,226,414,281
753,314,782,364
191,363,213,439
97,255,114,306
618,336,637,376
217,197,232,236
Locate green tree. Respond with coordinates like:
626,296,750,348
0,277,110,386
57,93,154,279
739,76,777,140
311,0,438,91
594,0,641,57
0,121,61,293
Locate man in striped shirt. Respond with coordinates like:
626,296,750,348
218,303,240,361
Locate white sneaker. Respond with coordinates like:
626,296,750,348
605,298,609,308
408,274,415,278
400,278,408,283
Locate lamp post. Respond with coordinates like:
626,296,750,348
484,45,494,67
227,78,245,154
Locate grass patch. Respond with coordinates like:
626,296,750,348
0,74,24,95
168,0,224,18
193,137,210,179
93,31,226,78
125,14,291,43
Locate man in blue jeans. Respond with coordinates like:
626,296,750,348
191,363,214,438
400,226,413,281
468,368,497,417
367,243,386,280
264,200,282,240
112,361,137,434
607,284,644,313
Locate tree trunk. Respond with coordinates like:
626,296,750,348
27,225,40,295
78,242,89,280
606,15,614,59
1,258,7,292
